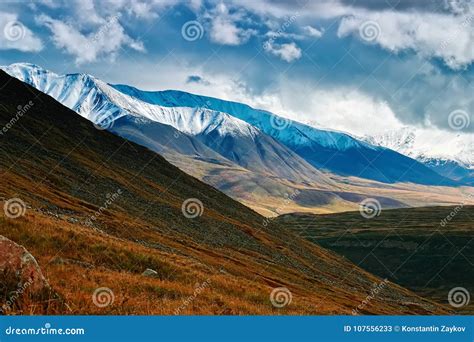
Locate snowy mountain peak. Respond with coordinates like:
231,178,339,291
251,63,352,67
2,63,460,185
111,85,373,152
362,127,474,169
3,63,260,140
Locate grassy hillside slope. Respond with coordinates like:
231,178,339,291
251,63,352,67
0,71,447,314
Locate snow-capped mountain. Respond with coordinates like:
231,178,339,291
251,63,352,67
2,63,457,186
363,127,474,183
2,63,330,185
111,85,456,185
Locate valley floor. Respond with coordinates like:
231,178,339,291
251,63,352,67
278,206,474,314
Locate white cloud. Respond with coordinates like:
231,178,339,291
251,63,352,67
236,0,474,70
337,10,474,70
127,0,160,20
206,3,256,45
264,41,302,62
290,89,404,136
118,58,397,137
303,25,324,38
187,0,203,13
73,0,104,26
0,12,43,52
36,14,145,65
100,58,470,156
264,30,304,41
72,0,175,22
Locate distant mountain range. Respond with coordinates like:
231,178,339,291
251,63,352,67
362,127,473,185
2,63,471,215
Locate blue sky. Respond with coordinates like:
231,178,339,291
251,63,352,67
0,0,473,136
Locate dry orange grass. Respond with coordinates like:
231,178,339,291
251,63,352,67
0,210,449,315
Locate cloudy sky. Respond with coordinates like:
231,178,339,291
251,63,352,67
0,0,473,136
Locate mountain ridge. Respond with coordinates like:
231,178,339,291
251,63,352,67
0,69,448,315
2,62,457,187
2,62,334,186
3,62,473,217
362,127,473,184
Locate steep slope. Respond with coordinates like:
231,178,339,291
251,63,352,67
111,86,456,186
2,63,331,186
0,70,449,314
362,127,474,184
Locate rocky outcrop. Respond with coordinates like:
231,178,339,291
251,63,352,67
0,235,49,293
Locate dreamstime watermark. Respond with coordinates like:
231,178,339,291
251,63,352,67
92,287,115,308
3,197,26,219
263,189,300,226
5,323,85,336
270,286,292,308
448,109,470,130
270,114,292,130
263,12,300,50
174,278,212,314
440,13,473,51
440,192,473,227
358,20,381,43
352,278,389,315
87,15,119,47
181,20,204,41
0,101,34,136
440,204,464,227
0,278,33,314
181,198,204,219
448,287,470,308
85,189,122,226
359,198,382,219
3,20,25,42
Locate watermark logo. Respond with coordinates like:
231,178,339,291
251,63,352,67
181,198,204,219
181,20,204,41
1,101,35,137
4,21,25,42
448,287,470,308
352,279,389,315
3,198,26,219
262,189,300,226
359,20,381,42
174,279,212,314
359,198,382,219
85,189,122,226
448,109,470,130
87,15,119,47
270,286,292,308
270,114,291,130
263,12,300,49
92,287,115,308
1,278,33,314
